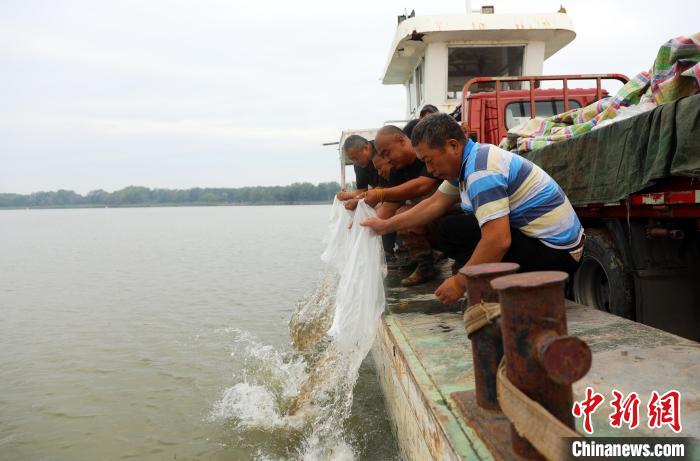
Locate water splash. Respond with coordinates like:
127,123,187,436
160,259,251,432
211,202,386,460
210,272,371,460
289,271,337,352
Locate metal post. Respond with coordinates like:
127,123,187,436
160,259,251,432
340,147,346,191
494,79,502,140
491,272,592,460
461,262,519,410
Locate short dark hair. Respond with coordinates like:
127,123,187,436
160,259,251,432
411,113,466,148
402,119,420,138
343,134,369,153
419,104,439,117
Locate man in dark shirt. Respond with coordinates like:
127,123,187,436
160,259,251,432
336,135,379,201
336,134,401,258
402,118,420,139
364,125,442,286
337,134,399,206
365,125,440,205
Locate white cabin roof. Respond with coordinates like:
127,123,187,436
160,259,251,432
382,13,576,84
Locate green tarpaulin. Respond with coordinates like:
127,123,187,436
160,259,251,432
523,94,700,206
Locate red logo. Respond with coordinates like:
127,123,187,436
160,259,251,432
573,388,682,434
609,390,640,430
647,390,682,433
572,387,605,434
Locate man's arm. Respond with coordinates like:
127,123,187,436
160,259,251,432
462,215,511,266
336,188,367,201
364,177,438,206
383,177,438,202
361,190,459,234
375,201,402,219
434,215,512,304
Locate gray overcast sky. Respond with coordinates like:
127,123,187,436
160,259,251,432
1,0,698,194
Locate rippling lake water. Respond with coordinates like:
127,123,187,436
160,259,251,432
0,205,399,461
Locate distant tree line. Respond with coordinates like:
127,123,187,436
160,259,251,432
0,182,341,208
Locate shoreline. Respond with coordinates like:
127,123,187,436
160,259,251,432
0,201,332,211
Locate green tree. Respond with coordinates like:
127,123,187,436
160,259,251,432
0,182,341,208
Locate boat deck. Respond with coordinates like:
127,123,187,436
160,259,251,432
371,264,700,460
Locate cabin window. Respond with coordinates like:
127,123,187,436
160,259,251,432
447,46,524,100
415,59,425,106
408,74,415,114
504,99,582,129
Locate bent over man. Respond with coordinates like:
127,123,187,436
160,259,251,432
362,125,443,286
336,135,382,201
336,134,401,256
362,113,583,304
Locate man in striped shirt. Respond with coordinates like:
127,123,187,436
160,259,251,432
362,113,583,304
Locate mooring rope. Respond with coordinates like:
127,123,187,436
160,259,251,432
463,302,501,337
497,361,581,461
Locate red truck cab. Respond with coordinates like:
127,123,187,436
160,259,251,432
461,74,627,144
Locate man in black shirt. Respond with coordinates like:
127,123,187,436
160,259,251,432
336,135,379,201
364,125,442,286
337,134,400,206
336,134,401,258
365,125,440,205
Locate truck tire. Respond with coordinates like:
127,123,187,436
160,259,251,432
572,228,635,319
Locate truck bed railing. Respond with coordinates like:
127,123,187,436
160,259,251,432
462,74,629,135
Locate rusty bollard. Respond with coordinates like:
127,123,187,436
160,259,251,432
460,262,519,410
490,272,592,460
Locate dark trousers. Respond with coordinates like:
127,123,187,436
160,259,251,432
437,213,581,276
382,233,397,253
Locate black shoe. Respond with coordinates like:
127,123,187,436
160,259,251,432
400,258,418,272
401,261,437,287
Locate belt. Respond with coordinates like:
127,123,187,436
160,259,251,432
569,233,586,262
571,233,586,250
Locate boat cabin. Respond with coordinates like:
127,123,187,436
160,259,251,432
336,5,576,188
384,7,576,118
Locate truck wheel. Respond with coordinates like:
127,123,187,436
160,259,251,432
572,228,635,319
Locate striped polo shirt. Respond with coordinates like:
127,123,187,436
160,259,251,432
439,140,583,250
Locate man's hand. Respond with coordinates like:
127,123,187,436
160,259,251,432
435,274,466,304
360,217,391,235
364,189,380,207
344,199,359,210
336,191,354,201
